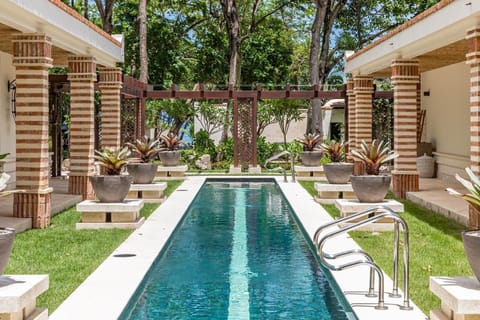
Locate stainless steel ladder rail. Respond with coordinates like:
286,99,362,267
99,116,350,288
313,206,412,310
264,150,295,182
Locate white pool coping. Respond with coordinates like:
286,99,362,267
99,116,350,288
50,176,427,320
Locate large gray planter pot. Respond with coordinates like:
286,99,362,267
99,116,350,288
299,151,323,167
159,151,181,167
127,163,158,184
350,175,391,203
462,230,480,282
324,163,354,184
90,175,132,203
0,228,14,275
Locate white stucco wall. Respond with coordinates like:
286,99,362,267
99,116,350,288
0,52,16,185
421,61,470,180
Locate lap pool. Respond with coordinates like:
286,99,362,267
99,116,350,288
120,179,357,319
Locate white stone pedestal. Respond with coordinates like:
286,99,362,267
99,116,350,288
334,199,404,232
314,182,356,204
155,165,188,178
76,200,145,230
126,182,167,203
0,275,49,320
248,165,262,174
430,277,480,320
294,165,325,180
229,165,242,174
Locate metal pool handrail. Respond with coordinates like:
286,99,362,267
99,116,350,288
313,206,412,311
264,151,295,182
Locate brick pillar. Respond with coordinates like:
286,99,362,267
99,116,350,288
98,67,122,149
353,76,373,175
467,27,480,176
466,27,480,229
67,56,97,200
346,78,356,162
391,59,420,198
12,34,53,229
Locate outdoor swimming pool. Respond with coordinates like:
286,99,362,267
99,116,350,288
120,179,357,319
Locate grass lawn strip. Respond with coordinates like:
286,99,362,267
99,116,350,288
299,181,473,314
6,180,183,313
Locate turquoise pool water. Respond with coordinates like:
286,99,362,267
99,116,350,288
121,179,356,319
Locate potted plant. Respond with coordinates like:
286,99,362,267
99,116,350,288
0,153,9,173
295,133,323,166
91,146,132,203
447,167,480,282
321,140,353,184
125,137,160,184
0,172,20,275
158,132,185,167
350,140,398,203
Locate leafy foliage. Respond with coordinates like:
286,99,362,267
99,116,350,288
351,140,398,175
193,129,217,160
94,147,130,175
321,140,348,162
451,168,480,212
158,132,185,151
125,136,160,163
0,153,9,161
296,133,322,152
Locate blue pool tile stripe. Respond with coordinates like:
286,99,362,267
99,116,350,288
228,189,250,320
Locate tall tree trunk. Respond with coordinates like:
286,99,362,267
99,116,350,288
84,0,89,20
309,0,327,136
138,0,148,83
94,0,115,34
219,0,242,144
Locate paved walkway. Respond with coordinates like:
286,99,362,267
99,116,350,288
0,177,82,233
407,178,469,226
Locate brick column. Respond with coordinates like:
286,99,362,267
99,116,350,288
467,27,480,176
353,76,373,175
98,67,122,149
466,26,480,229
12,34,53,229
346,78,356,161
391,59,420,198
67,56,97,200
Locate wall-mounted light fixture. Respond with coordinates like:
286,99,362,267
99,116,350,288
423,89,430,97
7,80,16,118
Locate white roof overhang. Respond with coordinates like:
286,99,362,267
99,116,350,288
0,0,123,67
345,1,480,77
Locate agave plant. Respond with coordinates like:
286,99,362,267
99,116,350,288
351,140,398,175
321,140,348,162
295,133,322,152
0,153,9,161
94,146,130,175
158,132,185,151
447,167,480,211
125,136,160,163
0,173,24,197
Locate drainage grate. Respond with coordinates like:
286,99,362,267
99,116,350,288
113,253,136,258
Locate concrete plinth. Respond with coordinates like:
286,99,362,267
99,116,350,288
334,199,404,231
295,166,325,180
155,165,187,179
430,277,480,320
126,182,167,203
314,182,356,204
76,199,144,229
0,275,48,320
229,165,242,174
248,166,262,174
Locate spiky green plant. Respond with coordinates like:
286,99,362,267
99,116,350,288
0,153,9,161
158,132,185,151
450,167,480,211
94,147,130,175
0,172,24,197
321,140,348,162
125,136,160,163
351,140,398,175
295,133,322,151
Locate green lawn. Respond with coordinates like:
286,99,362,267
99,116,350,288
5,180,183,313
298,181,473,315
